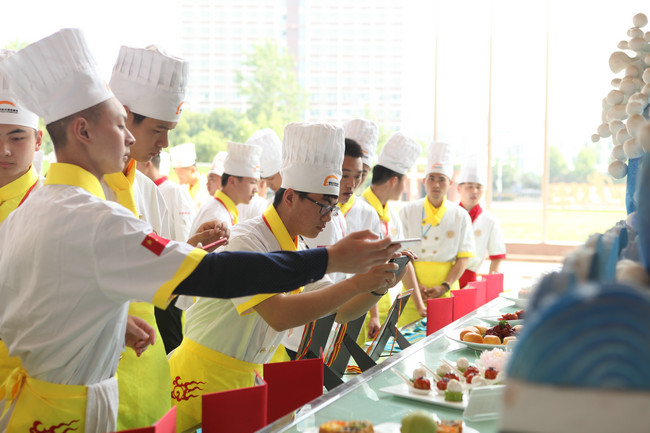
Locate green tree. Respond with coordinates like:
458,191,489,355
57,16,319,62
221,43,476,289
236,39,307,126
549,146,570,183
571,146,597,182
4,39,29,50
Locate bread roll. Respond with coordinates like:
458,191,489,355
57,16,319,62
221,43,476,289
459,326,479,340
483,335,501,345
462,332,484,344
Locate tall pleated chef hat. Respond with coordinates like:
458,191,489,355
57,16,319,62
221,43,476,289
170,142,196,168
0,29,113,125
109,45,188,123
377,132,420,175
224,141,262,179
457,157,486,185
427,141,454,179
343,119,378,167
0,50,39,130
209,151,227,176
246,128,282,178
281,122,344,196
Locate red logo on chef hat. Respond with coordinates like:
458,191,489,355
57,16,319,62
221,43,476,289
29,419,80,433
0,100,18,114
432,162,443,170
141,232,171,256
323,174,339,188
176,101,184,115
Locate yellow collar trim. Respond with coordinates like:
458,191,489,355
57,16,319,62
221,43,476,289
44,163,106,200
423,196,447,227
215,190,239,225
189,178,201,198
362,187,390,222
338,193,355,216
263,205,298,251
0,165,38,202
103,159,138,216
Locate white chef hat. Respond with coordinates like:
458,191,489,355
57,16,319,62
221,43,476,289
343,119,378,167
170,142,196,168
158,151,171,176
377,132,420,175
109,45,188,123
427,141,454,179
224,141,262,179
457,157,486,185
209,151,227,176
246,128,282,178
281,122,344,196
0,28,113,125
0,50,39,130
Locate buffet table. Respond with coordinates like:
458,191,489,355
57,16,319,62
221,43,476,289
258,295,520,433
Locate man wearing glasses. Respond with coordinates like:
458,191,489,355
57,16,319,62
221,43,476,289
169,122,411,429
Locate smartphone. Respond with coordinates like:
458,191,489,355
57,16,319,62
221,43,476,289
201,237,228,251
390,238,421,248
388,255,411,274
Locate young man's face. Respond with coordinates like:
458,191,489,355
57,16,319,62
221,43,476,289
126,109,177,163
458,182,484,209
206,173,221,196
91,98,135,176
424,172,451,205
295,192,337,238
263,172,282,192
339,155,363,204
174,166,194,185
0,123,41,186
230,176,258,205
389,174,408,201
359,163,371,190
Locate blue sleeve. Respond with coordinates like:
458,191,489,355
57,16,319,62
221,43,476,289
173,247,329,298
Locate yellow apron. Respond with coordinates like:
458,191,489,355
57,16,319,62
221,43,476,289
0,342,21,387
268,344,291,363
357,292,393,345
397,261,458,328
116,302,171,430
1,367,87,432
169,338,262,431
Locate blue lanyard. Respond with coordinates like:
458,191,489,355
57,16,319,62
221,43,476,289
421,206,433,239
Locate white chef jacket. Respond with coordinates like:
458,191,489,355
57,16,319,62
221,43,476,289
157,177,194,242
102,169,171,239
183,213,331,365
302,211,347,284
358,192,404,240
190,191,238,235
345,197,382,236
467,208,506,272
237,194,269,222
400,198,475,262
0,164,203,386
189,174,210,213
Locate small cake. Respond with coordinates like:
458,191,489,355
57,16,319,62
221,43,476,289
444,379,463,402
437,419,463,433
319,420,374,433
400,411,437,433
319,421,347,433
436,363,452,376
456,357,469,372
412,367,428,380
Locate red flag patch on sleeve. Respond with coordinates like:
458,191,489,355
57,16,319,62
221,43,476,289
141,232,171,256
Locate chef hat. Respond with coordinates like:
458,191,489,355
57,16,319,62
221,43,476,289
427,141,454,179
32,149,44,175
224,141,262,179
246,128,282,178
281,122,344,196
343,119,378,167
0,29,113,125
109,45,188,123
0,50,39,130
209,151,227,176
170,142,196,168
377,132,420,175
457,157,486,185
158,151,171,176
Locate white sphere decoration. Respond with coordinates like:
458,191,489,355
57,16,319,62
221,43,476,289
642,83,650,96
643,68,650,84
607,104,629,121
626,64,641,77
628,27,643,38
607,89,625,104
618,40,630,50
609,119,625,134
629,91,649,106
624,137,645,159
597,123,612,137
608,160,628,179
591,133,601,143
610,51,634,73
626,113,646,136
637,122,650,152
611,144,627,161
629,37,646,51
612,78,622,87
617,126,632,143
645,32,650,42
632,77,644,91
620,76,637,94
602,97,612,109
633,13,648,28
626,101,645,115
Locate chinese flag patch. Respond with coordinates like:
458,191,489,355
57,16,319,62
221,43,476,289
141,232,171,256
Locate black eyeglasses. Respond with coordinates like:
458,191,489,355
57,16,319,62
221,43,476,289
303,195,339,216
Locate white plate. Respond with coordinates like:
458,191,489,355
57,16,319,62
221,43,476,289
478,315,524,326
445,330,507,351
303,422,478,433
498,291,528,308
380,383,467,409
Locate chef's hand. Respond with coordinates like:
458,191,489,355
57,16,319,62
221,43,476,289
368,317,381,339
326,231,400,274
423,285,449,299
125,315,156,357
188,220,230,251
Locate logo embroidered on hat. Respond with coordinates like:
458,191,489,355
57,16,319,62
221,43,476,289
176,101,184,115
323,174,339,187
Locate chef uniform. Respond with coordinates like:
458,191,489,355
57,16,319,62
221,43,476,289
237,128,282,221
155,152,195,243
169,122,343,429
456,160,506,287
170,142,210,213
190,141,262,235
359,132,420,329
399,141,475,325
107,44,185,429
0,50,42,386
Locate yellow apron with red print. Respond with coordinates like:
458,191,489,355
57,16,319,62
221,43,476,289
397,261,458,328
116,302,171,430
0,342,21,388
1,367,88,432
169,338,262,431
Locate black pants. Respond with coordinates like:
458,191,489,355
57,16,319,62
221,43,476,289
154,297,183,354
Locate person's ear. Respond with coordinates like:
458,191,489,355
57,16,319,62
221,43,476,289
284,188,296,208
70,116,91,145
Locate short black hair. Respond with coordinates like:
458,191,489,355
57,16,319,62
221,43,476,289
131,112,147,125
344,138,364,159
272,188,337,208
46,100,107,149
371,164,403,185
221,173,242,188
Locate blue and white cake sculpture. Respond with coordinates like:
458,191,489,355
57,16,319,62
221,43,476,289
500,281,650,432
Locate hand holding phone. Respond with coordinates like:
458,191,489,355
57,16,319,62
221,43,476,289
388,255,411,275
